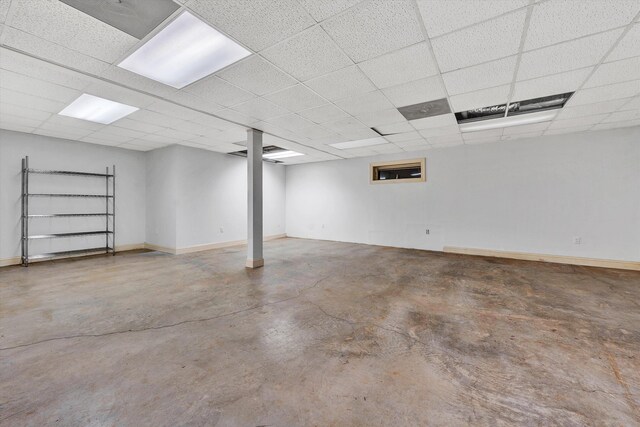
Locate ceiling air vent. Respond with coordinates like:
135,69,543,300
60,0,180,39
397,98,451,121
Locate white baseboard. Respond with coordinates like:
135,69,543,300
0,243,147,267
444,246,640,271
145,234,288,255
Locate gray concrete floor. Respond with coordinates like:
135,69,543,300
1,238,639,426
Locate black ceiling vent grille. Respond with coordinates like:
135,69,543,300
60,0,180,39
228,145,284,163
397,98,451,121
455,92,574,124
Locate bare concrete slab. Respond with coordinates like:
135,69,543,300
1,238,639,426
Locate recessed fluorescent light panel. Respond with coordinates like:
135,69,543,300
459,109,558,132
455,92,573,126
263,150,304,160
58,94,138,124
118,11,251,88
330,137,387,150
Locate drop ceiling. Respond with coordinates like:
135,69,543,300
0,0,639,165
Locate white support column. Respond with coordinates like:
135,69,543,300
246,128,264,268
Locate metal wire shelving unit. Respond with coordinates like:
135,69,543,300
21,156,116,266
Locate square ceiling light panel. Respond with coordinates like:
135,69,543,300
60,0,180,39
118,11,251,88
59,94,139,124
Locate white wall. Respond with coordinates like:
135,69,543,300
145,144,286,251
0,130,146,262
286,127,640,262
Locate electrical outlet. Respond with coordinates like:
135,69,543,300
220,227,224,234
425,229,430,235
573,236,581,245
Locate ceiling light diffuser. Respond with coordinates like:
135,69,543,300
58,94,138,124
263,150,304,160
330,137,387,150
118,11,251,89
459,110,557,133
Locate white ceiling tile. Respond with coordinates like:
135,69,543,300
305,65,376,101
601,109,640,123
183,76,255,107
544,125,593,135
606,24,640,62
354,108,406,127
128,109,186,129
99,65,177,99
0,69,81,103
357,42,438,90
502,122,550,135
263,84,327,112
164,91,224,114
41,114,105,132
322,0,424,62
112,118,165,134
0,102,52,121
1,27,110,76
512,67,594,101
417,0,528,38
584,56,640,88
371,143,404,154
187,0,315,51
216,56,297,96
298,104,351,123
591,118,640,131
204,128,247,143
0,113,45,129
525,0,640,50
431,10,526,72
373,121,414,134
153,128,199,141
334,90,394,115
418,124,460,138
410,113,458,130
94,125,147,140
443,56,516,96
265,114,316,132
0,122,35,134
384,131,421,142
0,88,66,113
7,0,138,62
0,48,92,91
620,96,640,110
85,130,133,143
426,133,464,146
261,26,352,81
117,142,156,151
297,0,362,22
0,0,10,23
501,131,544,141
518,29,623,81
214,108,258,126
395,138,428,148
135,132,180,144
547,114,608,129
382,76,446,107
83,82,154,109
231,97,291,120
568,80,640,105
449,84,510,112
462,128,503,142
556,98,630,120
34,125,91,140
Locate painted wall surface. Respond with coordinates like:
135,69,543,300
286,127,640,262
145,144,286,250
0,130,146,261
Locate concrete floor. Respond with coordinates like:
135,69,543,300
1,238,639,426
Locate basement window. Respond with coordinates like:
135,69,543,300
371,158,426,184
